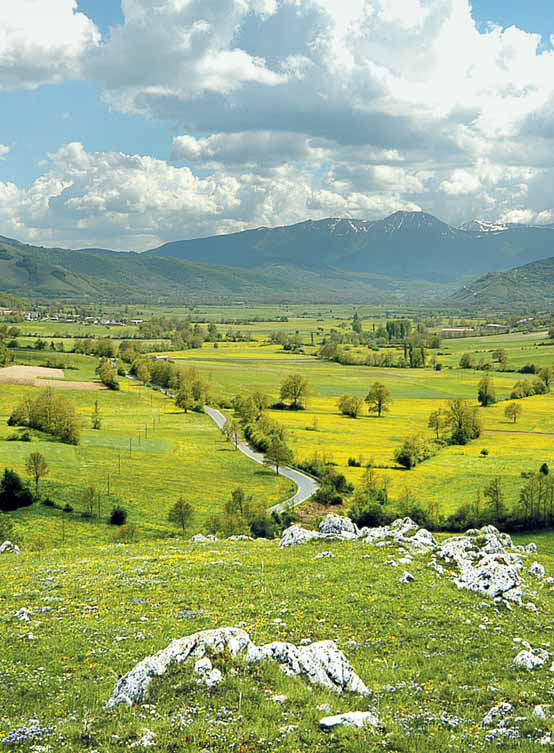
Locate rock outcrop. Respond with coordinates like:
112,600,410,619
0,541,20,554
107,627,369,707
319,711,380,731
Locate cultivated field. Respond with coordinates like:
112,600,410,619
0,364,105,390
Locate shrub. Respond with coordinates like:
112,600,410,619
112,523,137,542
0,469,34,512
41,498,55,507
109,506,128,526
394,434,435,470
63,504,73,513
348,457,362,467
481,448,489,456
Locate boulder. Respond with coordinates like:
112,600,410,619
315,551,335,559
319,711,380,731
529,562,546,579
363,518,437,552
247,640,370,696
190,534,218,543
0,540,20,555
194,657,223,688
483,703,513,727
513,647,548,670
107,628,369,707
400,572,414,584
280,525,322,548
319,514,359,538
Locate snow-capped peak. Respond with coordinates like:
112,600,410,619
460,219,508,233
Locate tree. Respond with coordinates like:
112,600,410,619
136,361,151,384
459,353,474,369
538,366,554,389
279,374,309,409
446,399,482,445
337,395,364,418
504,403,523,424
25,452,48,498
264,438,293,475
428,408,447,439
365,382,392,417
477,375,496,407
168,498,193,533
484,477,506,519
223,418,241,448
0,469,34,512
175,384,193,413
394,434,435,470
91,400,102,430
81,486,98,518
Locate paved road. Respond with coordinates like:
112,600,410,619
204,406,319,514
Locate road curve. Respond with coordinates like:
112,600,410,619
204,406,319,514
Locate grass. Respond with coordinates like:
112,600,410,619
0,533,553,752
0,379,293,548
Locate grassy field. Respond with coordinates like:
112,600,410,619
167,337,554,513
0,378,293,548
0,532,553,752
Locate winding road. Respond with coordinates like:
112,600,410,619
204,406,319,514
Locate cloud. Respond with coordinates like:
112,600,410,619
2,0,554,239
0,0,100,89
0,145,11,160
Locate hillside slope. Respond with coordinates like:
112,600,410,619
0,523,552,752
452,256,554,307
0,236,451,302
148,211,554,283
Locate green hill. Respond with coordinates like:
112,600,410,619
452,257,554,308
0,236,452,303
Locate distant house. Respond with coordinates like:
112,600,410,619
441,327,474,336
129,319,143,325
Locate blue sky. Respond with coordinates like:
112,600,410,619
0,0,553,250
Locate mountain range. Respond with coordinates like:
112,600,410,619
1,211,554,304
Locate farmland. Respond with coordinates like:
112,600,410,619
0,376,292,548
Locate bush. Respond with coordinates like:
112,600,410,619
394,434,435,469
109,506,128,526
0,469,34,512
348,457,362,467
41,498,55,507
112,523,137,542
480,448,489,456
63,504,73,513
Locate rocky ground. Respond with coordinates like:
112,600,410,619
1,517,554,751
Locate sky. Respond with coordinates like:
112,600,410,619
0,0,554,251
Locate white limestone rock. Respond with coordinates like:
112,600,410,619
483,703,514,727
319,711,379,731
107,627,251,707
315,551,335,559
319,514,359,538
529,562,546,579
513,647,548,670
247,640,370,696
280,525,322,548
194,657,223,688
400,572,414,583
363,518,437,552
0,541,20,554
190,534,218,543
107,629,369,707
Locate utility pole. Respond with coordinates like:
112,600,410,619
129,438,132,457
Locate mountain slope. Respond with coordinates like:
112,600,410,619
452,256,554,307
0,236,450,303
148,211,554,283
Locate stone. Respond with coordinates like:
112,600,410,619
247,640,371,696
0,540,20,554
280,525,322,548
194,657,222,688
319,711,380,731
437,526,524,604
271,694,288,704
525,543,538,553
319,514,359,537
483,703,514,727
400,572,414,583
107,628,369,707
363,518,437,552
227,535,253,541
190,534,218,543
130,729,156,748
534,705,548,719
315,551,335,559
513,648,548,670
529,562,546,579
13,607,31,622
